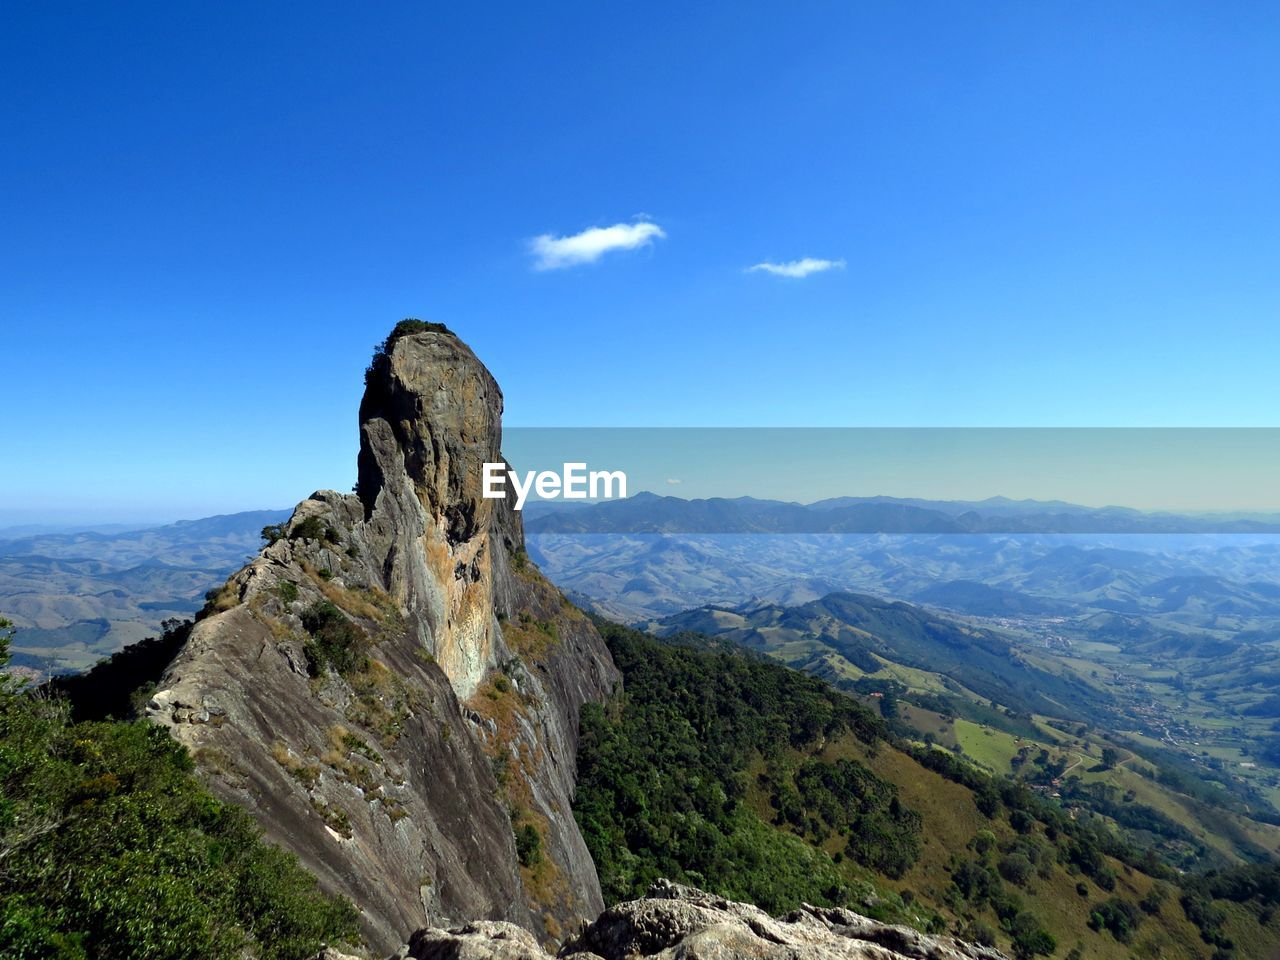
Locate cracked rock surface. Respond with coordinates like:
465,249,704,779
389,881,1007,960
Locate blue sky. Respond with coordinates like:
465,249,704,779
3,3,1279,522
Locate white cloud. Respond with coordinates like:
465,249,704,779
665,478,682,485
530,221,666,270
747,257,845,279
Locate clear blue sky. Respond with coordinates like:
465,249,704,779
3,3,1279,522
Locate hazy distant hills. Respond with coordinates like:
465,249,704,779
529,530,1280,626
527,494,1280,822
0,510,290,567
525,491,1280,534
0,509,288,673
11,494,1280,688
649,590,1106,718
910,579,1076,616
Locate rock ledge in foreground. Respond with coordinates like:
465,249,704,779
384,880,1008,960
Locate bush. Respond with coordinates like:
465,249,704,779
972,829,998,856
998,853,1034,886
364,320,454,385
300,601,368,677
1088,896,1142,944
290,516,326,542
963,920,999,948
1140,884,1167,915
1093,864,1117,891
515,823,542,867
1009,809,1034,834
974,785,1001,819
1181,889,1232,947
1011,922,1056,960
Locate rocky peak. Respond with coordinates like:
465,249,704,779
354,324,518,699
143,323,619,953
357,324,506,543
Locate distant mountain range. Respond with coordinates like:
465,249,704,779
525,492,1280,534
0,509,289,673
12,495,1279,678
525,494,1280,828
528,528,1280,624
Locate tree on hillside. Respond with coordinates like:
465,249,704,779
0,614,359,960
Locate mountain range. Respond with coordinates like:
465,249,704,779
527,530,1280,629
7,325,1280,959
0,509,289,673
525,492,1280,535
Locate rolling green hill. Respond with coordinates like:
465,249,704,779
652,592,1107,720
651,592,1280,869
575,619,1280,960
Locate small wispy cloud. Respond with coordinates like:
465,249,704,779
530,220,666,270
747,257,845,279
665,478,682,485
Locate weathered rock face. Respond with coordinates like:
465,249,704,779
148,328,619,953
355,331,511,700
395,881,1008,960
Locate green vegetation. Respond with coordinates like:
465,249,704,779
515,822,542,867
946,852,1058,958
1088,897,1142,944
653,589,1280,873
575,620,920,913
292,516,323,541
289,516,336,543
576,619,1280,959
1178,861,1280,954
364,319,454,385
300,601,369,677
766,758,921,878
0,616,359,960
658,592,1104,720
551,531,1280,830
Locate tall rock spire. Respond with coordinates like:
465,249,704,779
355,324,514,699
145,322,619,953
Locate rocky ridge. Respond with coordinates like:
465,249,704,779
318,881,1008,960
144,326,618,952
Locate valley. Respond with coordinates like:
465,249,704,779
10,4,1277,956
575,619,1280,960
0,510,288,674
530,524,1280,827
5,335,1280,959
